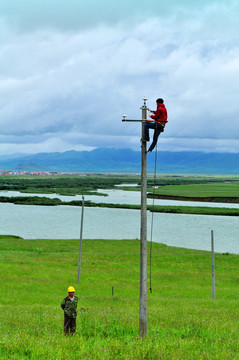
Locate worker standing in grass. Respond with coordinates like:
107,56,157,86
144,98,168,152
61,286,78,335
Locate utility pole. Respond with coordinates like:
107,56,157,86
122,97,148,337
139,97,148,337
211,230,215,300
77,196,84,283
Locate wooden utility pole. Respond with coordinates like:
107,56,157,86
122,97,148,337
77,196,84,283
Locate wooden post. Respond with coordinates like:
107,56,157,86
139,97,148,337
77,196,84,283
211,230,215,300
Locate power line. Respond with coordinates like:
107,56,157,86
149,143,158,293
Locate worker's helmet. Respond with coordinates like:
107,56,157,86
68,286,75,293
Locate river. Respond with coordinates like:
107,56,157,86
0,189,238,253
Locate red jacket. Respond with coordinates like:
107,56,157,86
150,103,168,123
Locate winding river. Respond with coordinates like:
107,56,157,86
0,189,238,254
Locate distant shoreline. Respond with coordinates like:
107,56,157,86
148,194,239,204
1,195,239,216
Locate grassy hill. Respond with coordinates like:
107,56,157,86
1,236,239,359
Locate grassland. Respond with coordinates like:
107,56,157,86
0,175,141,195
1,175,239,217
1,235,239,359
1,174,238,198
149,182,239,202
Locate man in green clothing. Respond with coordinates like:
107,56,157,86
61,286,78,335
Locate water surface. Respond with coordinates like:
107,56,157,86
0,201,238,254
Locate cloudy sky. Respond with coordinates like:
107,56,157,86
0,0,239,155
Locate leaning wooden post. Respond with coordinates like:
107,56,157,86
77,196,84,283
211,230,215,300
139,97,148,337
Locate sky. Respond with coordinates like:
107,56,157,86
0,0,239,155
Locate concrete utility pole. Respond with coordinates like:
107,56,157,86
77,196,84,283
122,97,148,337
139,97,148,337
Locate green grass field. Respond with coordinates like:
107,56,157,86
152,182,239,198
1,235,239,359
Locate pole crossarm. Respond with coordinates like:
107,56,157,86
122,119,154,123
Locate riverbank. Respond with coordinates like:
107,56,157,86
148,193,239,203
1,195,239,216
1,236,239,359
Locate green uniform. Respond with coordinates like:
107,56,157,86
61,295,78,318
61,295,78,334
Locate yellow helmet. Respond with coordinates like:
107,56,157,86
67,286,75,293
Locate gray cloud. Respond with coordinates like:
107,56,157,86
0,1,239,154
0,0,228,31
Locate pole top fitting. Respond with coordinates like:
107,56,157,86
141,97,148,110
143,97,148,106
122,113,127,120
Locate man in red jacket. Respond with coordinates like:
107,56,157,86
144,98,168,152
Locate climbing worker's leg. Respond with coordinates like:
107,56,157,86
148,124,164,152
144,122,155,141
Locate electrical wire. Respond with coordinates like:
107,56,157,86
149,143,158,293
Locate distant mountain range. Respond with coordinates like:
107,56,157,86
0,148,239,174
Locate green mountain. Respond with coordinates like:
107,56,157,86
0,148,239,174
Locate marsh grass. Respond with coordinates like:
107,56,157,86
1,195,239,217
1,237,239,359
152,182,239,199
